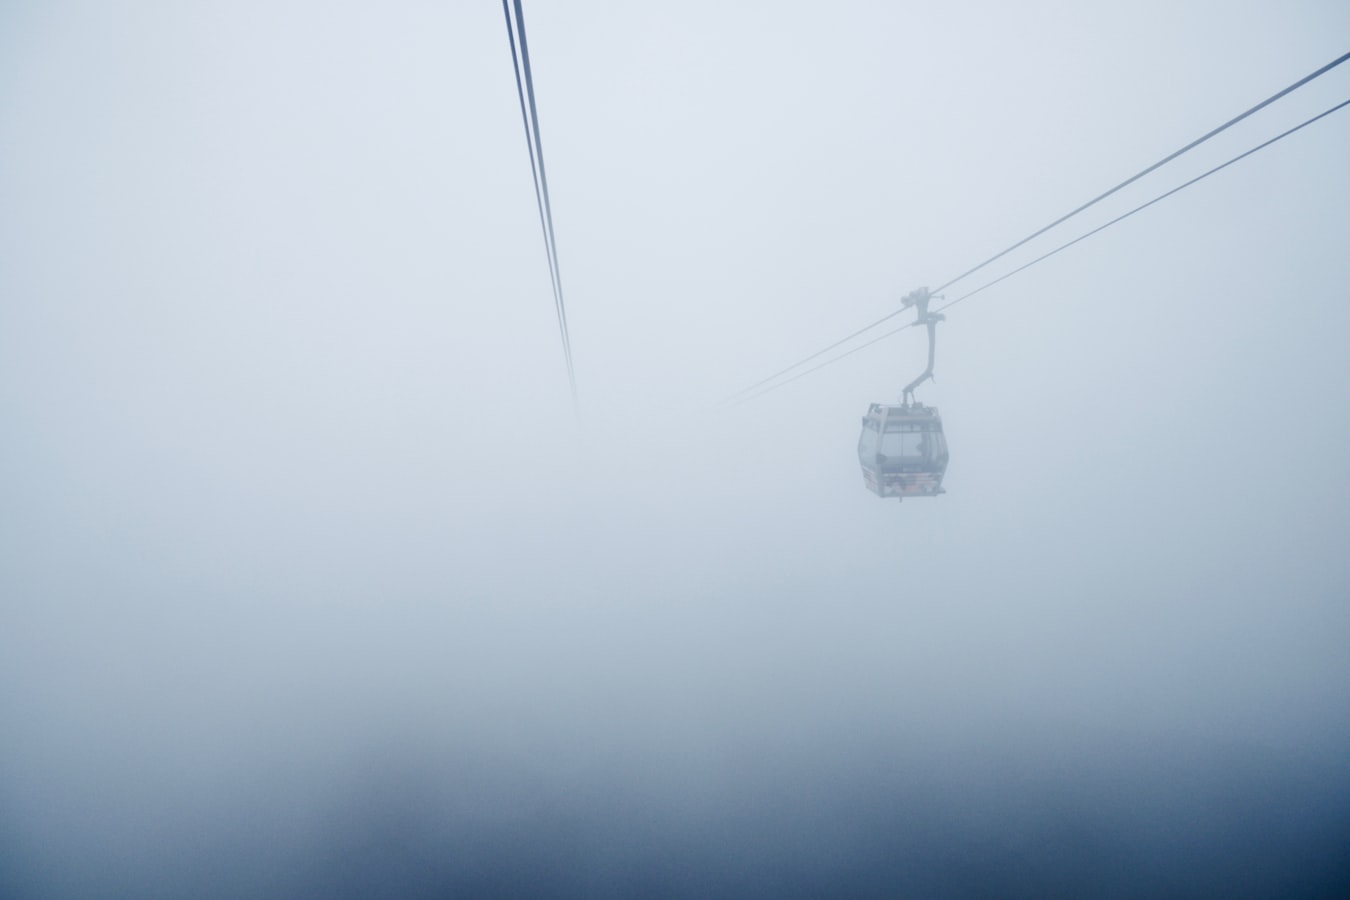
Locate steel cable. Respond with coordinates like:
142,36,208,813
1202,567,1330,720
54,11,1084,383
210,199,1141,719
727,96,1350,407
722,51,1350,405
503,0,579,411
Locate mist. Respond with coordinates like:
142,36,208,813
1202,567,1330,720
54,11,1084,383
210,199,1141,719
2,2,1349,896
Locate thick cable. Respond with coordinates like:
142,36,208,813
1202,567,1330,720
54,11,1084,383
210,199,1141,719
503,0,579,411
930,49,1350,295
728,96,1350,406
722,51,1350,404
501,4,558,328
934,96,1350,316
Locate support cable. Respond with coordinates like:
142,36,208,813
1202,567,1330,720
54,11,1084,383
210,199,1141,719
727,96,1350,407
930,50,1350,295
933,96,1350,316
503,0,579,411
721,51,1350,405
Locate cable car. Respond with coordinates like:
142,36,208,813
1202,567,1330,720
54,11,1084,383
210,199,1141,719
858,402,948,498
860,287,950,500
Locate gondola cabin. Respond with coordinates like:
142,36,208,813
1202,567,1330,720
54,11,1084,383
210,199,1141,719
858,403,948,499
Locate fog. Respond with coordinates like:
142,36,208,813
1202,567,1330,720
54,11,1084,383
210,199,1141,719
2,2,1349,896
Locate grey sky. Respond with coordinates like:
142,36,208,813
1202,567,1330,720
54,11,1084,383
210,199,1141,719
2,2,1348,895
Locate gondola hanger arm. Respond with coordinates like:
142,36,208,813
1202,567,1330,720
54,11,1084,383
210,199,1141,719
900,287,944,405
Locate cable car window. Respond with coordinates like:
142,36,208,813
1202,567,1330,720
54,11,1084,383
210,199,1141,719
858,427,878,458
879,430,931,461
932,431,948,458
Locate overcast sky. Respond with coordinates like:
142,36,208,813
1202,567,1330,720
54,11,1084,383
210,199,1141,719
2,2,1349,895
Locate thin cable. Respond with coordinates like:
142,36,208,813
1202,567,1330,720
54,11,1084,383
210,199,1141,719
729,96,1350,406
730,322,918,406
722,50,1350,404
715,307,911,406
503,0,579,411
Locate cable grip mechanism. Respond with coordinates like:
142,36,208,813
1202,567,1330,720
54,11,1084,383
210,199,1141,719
900,287,944,405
